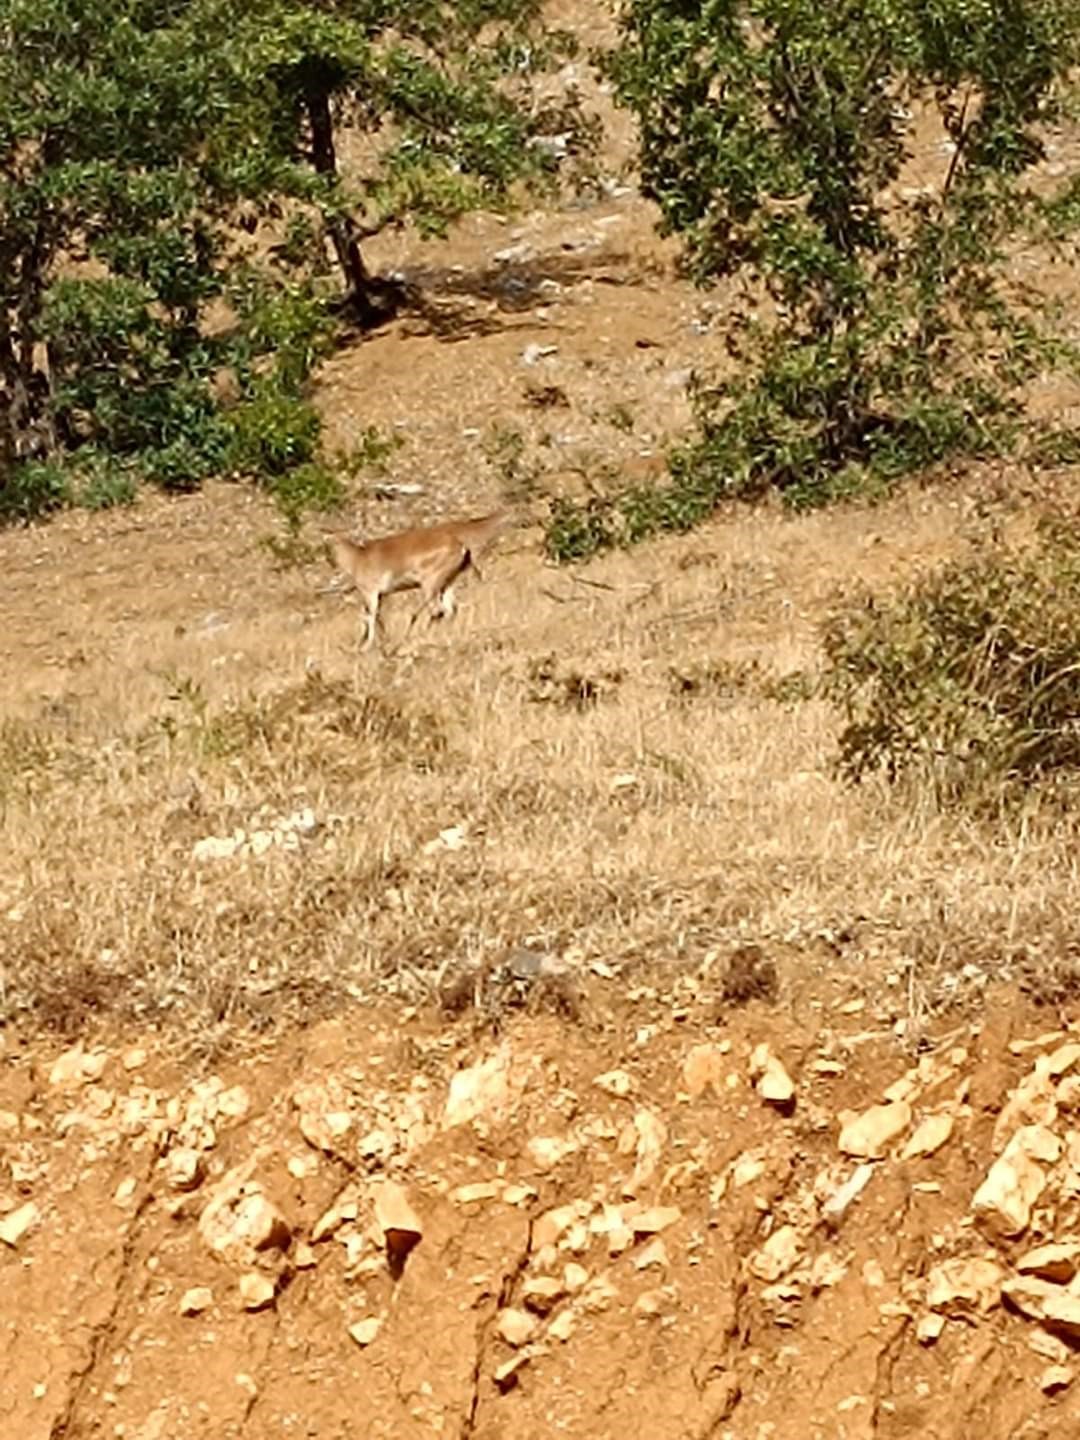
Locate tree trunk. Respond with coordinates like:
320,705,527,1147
303,85,403,328
0,314,47,470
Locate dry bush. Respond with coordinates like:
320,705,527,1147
822,514,1080,807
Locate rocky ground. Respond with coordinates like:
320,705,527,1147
4,969,1080,1440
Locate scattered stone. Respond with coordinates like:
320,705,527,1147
731,1150,767,1190
494,1354,530,1392
294,1242,317,1270
113,1177,138,1208
502,1183,537,1206
444,1047,517,1129
564,1262,589,1294
1016,1242,1080,1284
925,1258,1004,1316
634,1238,668,1271
917,1313,945,1346
179,1286,213,1317
49,1044,105,1088
809,1251,848,1291
348,1317,383,1348
422,823,468,856
0,1201,40,1248
547,1309,577,1341
451,1181,501,1206
0,1110,17,1134
1012,1122,1062,1164
627,1108,667,1193
563,1221,590,1255
634,1289,667,1319
594,1069,634,1099
862,1259,886,1289
522,1276,565,1314
749,1044,795,1109
293,1082,354,1157
821,1163,875,1229
198,1172,291,1264
164,1147,206,1193
533,1204,579,1251
521,343,559,366
122,1047,148,1072
357,1128,394,1162
217,1086,251,1122
1003,1277,1080,1339
526,1136,579,1172
901,1113,955,1160
373,1181,422,1271
312,1193,356,1243
749,1225,802,1283
1009,1032,1066,1056
683,1045,726,1098
1040,1365,1073,1395
838,1101,912,1159
883,1074,919,1104
238,1273,276,1311
973,1127,1058,1239
630,1206,681,1238
580,1277,618,1314
811,1058,845,1077
1029,1329,1071,1363
1045,1043,1080,1078
993,1073,1058,1150
496,1307,538,1347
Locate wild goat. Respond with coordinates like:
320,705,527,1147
327,509,513,651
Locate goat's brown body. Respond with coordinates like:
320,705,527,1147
329,509,512,650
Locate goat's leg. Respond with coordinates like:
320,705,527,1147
362,593,380,651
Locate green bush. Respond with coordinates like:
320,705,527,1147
821,517,1080,805
225,385,323,479
268,461,344,526
0,461,72,524
545,0,1080,560
0,0,588,526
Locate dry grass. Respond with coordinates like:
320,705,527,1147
4,468,1080,1050
3,0,1080,1053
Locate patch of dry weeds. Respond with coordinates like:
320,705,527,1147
4,474,1080,1049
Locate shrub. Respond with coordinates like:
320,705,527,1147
545,0,1080,560
0,460,71,524
821,517,1080,805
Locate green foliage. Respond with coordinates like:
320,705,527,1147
232,0,594,264
0,0,587,526
267,461,345,527
225,386,322,480
821,517,1080,806
0,460,71,524
546,0,1080,559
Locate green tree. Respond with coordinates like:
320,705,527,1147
545,0,1080,562
0,0,590,521
237,0,591,324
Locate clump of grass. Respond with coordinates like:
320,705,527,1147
0,718,55,801
821,514,1080,807
155,670,447,775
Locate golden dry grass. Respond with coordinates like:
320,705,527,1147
4,466,1080,1050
